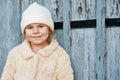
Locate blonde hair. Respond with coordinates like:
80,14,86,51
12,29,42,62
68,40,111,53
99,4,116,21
48,27,56,43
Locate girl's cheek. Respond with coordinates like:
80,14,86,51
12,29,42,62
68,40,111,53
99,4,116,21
25,30,32,35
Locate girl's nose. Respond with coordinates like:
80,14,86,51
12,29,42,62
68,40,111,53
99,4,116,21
33,27,39,33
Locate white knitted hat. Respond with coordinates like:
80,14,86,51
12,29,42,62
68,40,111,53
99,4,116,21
21,2,54,34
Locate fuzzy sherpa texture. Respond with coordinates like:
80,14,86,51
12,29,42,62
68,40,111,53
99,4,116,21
1,39,74,80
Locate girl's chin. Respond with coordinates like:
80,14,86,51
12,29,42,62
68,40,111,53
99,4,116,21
31,41,43,45
28,38,48,45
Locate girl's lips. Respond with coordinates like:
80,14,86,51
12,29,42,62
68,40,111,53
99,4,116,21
31,35,42,38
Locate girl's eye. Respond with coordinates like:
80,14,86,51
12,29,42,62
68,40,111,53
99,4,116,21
38,25,45,28
26,26,33,29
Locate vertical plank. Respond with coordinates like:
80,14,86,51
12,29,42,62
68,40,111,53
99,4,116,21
56,30,64,47
84,1,96,80
96,0,106,80
71,0,85,20
21,0,42,13
21,0,30,13
71,29,96,80
71,0,96,20
106,0,120,18
0,0,21,77
71,29,85,80
62,0,71,54
106,0,120,80
106,27,120,80
115,32,120,80
0,0,8,74
71,28,96,80
84,29,96,80
71,0,96,80
43,0,63,22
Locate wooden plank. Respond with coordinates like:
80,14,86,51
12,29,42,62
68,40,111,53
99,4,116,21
71,28,96,80
21,0,30,13
106,0,120,80
71,0,96,20
106,27,120,80
84,29,96,80
21,0,43,13
71,0,96,80
95,0,106,80
62,0,71,54
42,0,63,22
56,30,64,47
0,0,21,77
71,29,85,80
106,0,120,18
116,42,120,80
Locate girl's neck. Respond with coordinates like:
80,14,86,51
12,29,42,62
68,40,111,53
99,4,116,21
30,41,49,54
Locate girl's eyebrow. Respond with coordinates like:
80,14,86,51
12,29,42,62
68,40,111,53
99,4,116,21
39,24,45,26
27,25,32,27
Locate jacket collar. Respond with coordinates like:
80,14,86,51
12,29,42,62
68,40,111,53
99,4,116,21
21,39,59,59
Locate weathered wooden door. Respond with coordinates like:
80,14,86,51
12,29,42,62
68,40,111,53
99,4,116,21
0,0,120,80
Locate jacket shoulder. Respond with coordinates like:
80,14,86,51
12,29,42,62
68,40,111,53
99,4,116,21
55,45,70,59
8,43,23,57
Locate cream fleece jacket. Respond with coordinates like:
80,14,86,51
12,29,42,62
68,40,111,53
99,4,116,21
1,39,74,80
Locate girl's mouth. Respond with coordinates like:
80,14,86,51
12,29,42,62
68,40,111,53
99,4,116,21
32,35,42,38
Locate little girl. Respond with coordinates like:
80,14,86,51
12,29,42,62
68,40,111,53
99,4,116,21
1,2,73,80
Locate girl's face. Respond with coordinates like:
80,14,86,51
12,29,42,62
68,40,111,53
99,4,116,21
24,23,50,45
